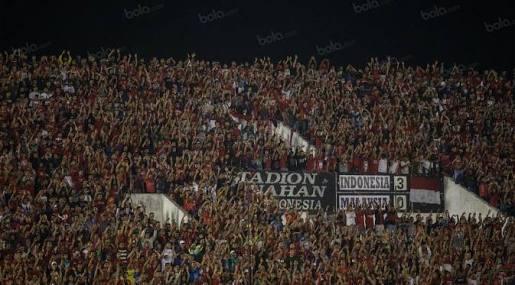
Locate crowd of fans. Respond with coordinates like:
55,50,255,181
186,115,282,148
0,49,513,284
1,184,513,284
230,56,514,214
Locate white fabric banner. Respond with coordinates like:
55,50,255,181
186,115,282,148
410,189,441,204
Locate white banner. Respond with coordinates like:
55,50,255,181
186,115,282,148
272,122,315,155
410,189,441,204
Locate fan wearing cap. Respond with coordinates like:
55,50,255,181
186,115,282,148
222,250,238,274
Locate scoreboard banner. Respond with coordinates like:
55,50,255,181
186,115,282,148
238,172,443,213
337,174,410,211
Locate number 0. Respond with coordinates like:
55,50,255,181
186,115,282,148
395,195,407,210
396,196,404,208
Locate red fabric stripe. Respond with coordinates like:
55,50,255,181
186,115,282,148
410,177,439,192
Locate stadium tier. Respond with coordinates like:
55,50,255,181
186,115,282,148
0,50,513,284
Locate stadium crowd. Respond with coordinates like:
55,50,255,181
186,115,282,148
0,49,513,284
230,56,514,214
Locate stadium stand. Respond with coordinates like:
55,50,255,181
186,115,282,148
0,50,513,284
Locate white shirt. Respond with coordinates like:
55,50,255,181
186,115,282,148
64,176,74,187
345,211,356,226
418,245,432,262
421,160,431,172
208,119,216,131
400,161,410,174
378,159,388,173
39,92,52,99
162,248,175,263
282,89,292,99
63,85,75,94
29,91,39,100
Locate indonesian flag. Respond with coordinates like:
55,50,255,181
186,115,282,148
410,177,441,204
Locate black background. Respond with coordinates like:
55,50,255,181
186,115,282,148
240,171,337,212
0,0,513,71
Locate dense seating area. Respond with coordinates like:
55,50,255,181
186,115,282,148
0,50,513,284
230,56,514,214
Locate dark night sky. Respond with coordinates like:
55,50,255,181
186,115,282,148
0,0,513,70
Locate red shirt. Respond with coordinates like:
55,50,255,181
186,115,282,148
355,210,365,228
490,194,500,208
352,156,362,171
479,183,489,198
184,199,196,212
327,156,337,171
145,178,155,193
369,159,379,174
279,154,288,169
306,157,315,171
316,157,325,171
440,154,451,169
264,157,272,170
365,211,375,228
315,137,322,148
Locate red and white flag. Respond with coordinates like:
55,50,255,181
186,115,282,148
410,177,441,204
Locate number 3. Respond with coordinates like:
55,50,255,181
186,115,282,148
394,176,407,191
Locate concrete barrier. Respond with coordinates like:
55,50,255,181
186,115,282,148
130,194,191,228
162,195,191,228
444,177,499,216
